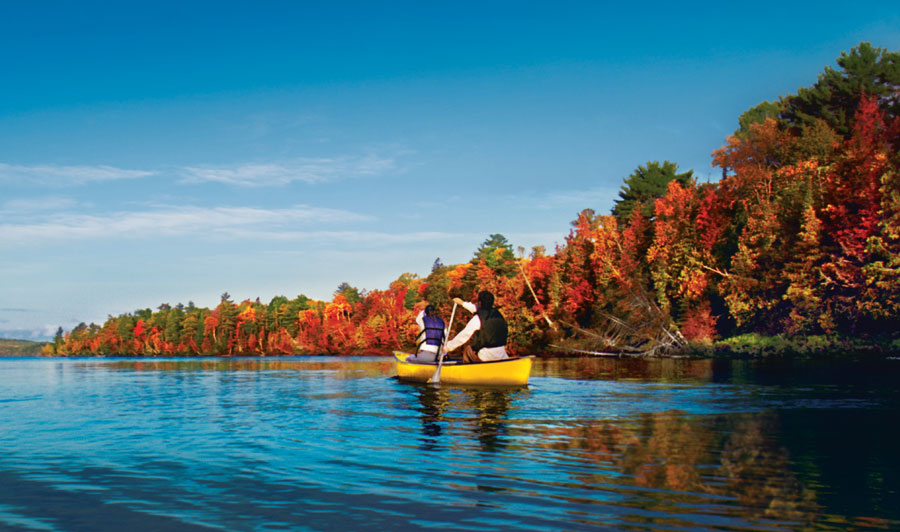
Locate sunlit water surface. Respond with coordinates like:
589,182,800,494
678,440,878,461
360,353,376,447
0,356,898,531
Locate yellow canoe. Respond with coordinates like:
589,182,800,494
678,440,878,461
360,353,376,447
393,351,533,386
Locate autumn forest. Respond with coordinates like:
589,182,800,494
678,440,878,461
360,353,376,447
50,43,900,357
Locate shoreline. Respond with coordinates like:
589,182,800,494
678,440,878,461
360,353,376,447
5,335,899,360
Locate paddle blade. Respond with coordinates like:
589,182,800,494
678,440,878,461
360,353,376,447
427,354,443,384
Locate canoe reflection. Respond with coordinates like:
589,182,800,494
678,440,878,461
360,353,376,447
464,389,512,453
414,386,519,453
415,386,447,451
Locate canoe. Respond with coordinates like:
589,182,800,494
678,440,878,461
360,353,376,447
393,351,533,386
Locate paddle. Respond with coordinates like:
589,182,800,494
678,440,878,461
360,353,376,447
428,301,457,385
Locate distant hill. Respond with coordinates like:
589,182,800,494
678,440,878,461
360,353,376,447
0,338,46,357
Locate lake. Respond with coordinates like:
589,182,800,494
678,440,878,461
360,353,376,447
0,356,897,531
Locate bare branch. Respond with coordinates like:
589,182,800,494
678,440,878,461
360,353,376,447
518,258,558,330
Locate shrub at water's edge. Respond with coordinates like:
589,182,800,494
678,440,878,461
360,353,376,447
694,334,893,359
50,42,900,359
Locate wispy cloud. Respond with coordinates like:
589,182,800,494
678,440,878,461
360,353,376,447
181,154,398,186
0,205,373,244
0,163,153,185
0,325,60,341
1,151,404,189
223,229,457,244
1,196,80,214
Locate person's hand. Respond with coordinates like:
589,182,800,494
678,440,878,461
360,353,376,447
453,297,465,306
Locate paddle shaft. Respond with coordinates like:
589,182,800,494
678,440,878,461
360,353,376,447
428,302,457,384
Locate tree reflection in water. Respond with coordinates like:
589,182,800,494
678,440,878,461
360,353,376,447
533,356,717,382
546,410,819,525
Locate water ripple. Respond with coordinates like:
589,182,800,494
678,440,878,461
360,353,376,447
0,357,898,531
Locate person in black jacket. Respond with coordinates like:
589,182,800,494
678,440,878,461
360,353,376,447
443,290,508,363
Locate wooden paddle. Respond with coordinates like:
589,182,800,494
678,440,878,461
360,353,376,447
428,301,457,384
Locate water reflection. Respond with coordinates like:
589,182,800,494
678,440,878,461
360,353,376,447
720,414,816,522
1,356,897,531
533,356,718,382
463,389,513,453
411,385,523,453
78,357,394,379
415,386,447,451
545,409,819,525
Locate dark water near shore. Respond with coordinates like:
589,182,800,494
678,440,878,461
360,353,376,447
0,356,897,531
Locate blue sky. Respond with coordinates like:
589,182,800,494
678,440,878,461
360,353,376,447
2,2,899,340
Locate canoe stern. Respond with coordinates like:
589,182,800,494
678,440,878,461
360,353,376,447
394,351,532,386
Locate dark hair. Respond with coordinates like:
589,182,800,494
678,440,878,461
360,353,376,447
477,290,494,309
424,304,436,317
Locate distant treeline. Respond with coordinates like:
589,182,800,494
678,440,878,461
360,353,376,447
50,42,900,357
0,338,45,357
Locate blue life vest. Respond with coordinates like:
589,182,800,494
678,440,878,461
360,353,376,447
423,315,445,346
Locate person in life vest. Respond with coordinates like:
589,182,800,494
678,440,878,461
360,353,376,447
406,304,446,362
443,290,509,363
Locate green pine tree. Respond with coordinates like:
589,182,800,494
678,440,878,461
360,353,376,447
780,42,900,138
612,161,693,223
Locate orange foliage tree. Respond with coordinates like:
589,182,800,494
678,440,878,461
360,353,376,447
56,44,900,356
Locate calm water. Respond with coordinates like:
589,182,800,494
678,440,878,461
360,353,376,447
0,356,898,532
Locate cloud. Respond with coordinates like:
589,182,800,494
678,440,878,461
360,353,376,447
224,229,457,244
1,196,80,214
180,154,398,186
0,163,153,185
0,325,60,341
0,205,374,244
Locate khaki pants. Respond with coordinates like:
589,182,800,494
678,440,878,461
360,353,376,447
462,346,480,364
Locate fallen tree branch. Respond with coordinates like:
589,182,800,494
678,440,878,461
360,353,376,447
549,344,630,357
700,264,733,278
518,258,558,331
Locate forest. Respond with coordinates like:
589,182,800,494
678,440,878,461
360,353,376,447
49,42,900,358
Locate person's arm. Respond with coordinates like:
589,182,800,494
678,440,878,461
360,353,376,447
444,314,481,352
415,309,426,329
415,309,426,343
453,298,477,314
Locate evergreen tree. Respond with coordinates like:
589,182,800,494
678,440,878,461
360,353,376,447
472,233,517,277
52,326,64,354
736,100,783,138
334,282,362,305
781,42,900,138
165,304,185,348
612,161,693,223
